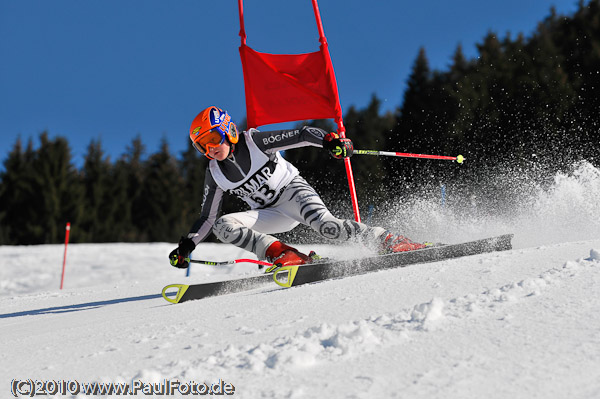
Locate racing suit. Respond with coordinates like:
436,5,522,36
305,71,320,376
186,126,386,259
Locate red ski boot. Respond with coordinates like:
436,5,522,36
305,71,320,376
265,241,312,268
380,233,429,254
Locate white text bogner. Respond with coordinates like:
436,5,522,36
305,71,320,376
262,129,300,145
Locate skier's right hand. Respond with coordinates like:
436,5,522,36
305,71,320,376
169,236,196,269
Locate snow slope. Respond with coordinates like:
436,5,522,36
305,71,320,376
1,161,600,398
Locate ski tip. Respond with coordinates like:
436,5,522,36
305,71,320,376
162,284,189,304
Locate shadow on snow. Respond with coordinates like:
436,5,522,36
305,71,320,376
0,293,175,319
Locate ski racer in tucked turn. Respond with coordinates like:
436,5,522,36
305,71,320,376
169,106,427,271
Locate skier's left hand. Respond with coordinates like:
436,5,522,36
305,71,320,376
323,132,353,159
169,236,196,269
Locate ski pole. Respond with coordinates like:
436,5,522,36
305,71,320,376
354,149,465,163
190,258,273,267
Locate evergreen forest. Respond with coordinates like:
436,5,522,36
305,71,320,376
1,1,599,245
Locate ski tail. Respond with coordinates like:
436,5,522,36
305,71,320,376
272,266,300,288
162,284,189,304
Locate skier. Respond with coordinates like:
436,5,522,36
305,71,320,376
169,106,427,270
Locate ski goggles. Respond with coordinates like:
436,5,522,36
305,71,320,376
192,128,226,155
191,122,237,156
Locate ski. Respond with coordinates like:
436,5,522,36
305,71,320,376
162,234,513,304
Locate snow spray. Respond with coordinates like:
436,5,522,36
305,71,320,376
375,160,600,249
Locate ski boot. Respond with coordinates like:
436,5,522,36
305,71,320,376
264,241,324,288
380,232,430,254
264,241,313,272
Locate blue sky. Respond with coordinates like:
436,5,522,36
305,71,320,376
0,0,581,169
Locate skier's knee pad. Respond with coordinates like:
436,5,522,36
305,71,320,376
212,215,244,242
310,215,347,241
315,218,375,243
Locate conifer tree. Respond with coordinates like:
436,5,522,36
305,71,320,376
397,47,433,154
137,138,186,242
81,139,125,242
121,136,147,241
21,133,84,244
109,155,135,242
0,138,33,244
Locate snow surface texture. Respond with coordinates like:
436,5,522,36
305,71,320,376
1,161,600,398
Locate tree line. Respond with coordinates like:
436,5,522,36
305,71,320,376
1,0,599,245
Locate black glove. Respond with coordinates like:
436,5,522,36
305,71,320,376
323,132,353,159
169,236,196,269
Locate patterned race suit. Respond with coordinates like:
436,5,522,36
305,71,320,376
187,126,385,259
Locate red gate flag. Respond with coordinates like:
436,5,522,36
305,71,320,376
237,0,361,221
239,46,342,128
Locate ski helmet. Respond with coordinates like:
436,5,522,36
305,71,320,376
189,106,239,158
